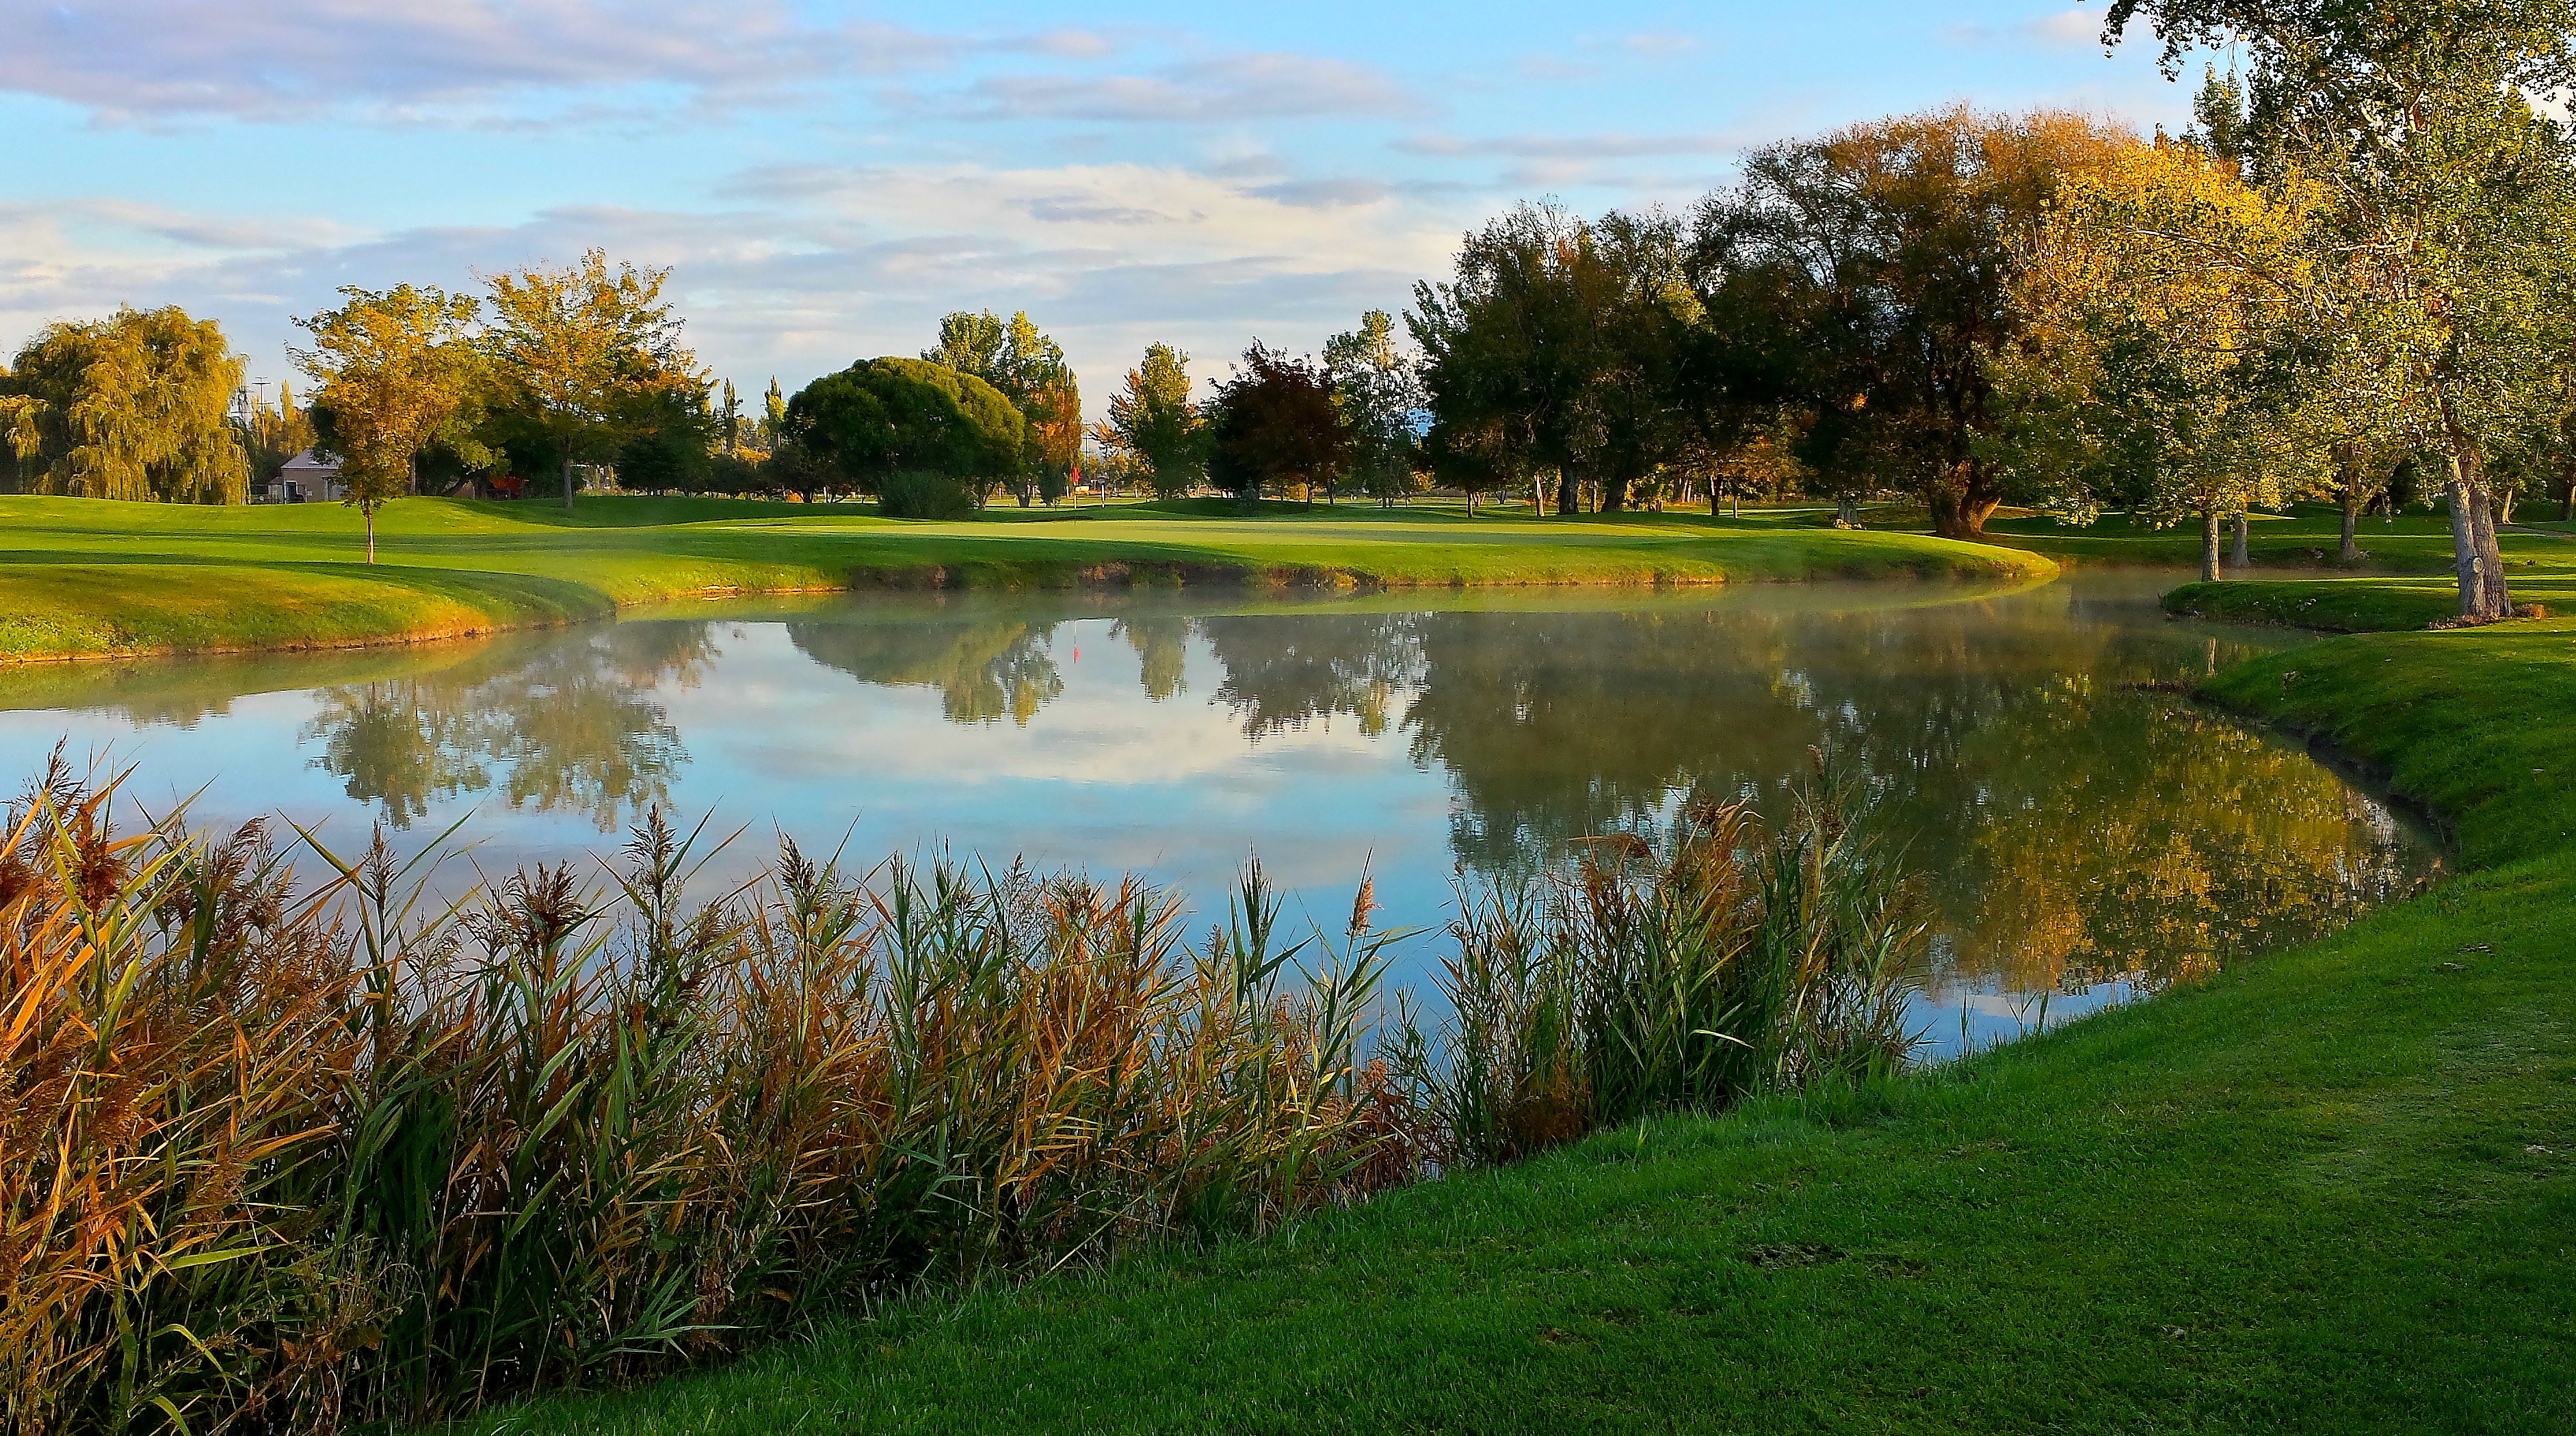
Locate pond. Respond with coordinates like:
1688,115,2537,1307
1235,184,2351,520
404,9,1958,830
0,571,2439,1056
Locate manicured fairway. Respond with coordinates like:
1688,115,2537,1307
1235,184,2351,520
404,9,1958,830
0,495,2052,661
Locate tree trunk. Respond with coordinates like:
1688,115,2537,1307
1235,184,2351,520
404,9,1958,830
2231,512,2250,569
1928,490,1999,539
2444,465,2485,619
1710,484,1722,518
2497,486,2516,525
2339,488,2363,565
2472,482,2512,618
366,506,377,565
1555,469,1579,517
561,455,576,511
1600,474,1627,512
2200,508,2221,584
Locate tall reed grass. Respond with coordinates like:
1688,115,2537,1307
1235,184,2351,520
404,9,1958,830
1,755,1916,1434
1392,780,1926,1166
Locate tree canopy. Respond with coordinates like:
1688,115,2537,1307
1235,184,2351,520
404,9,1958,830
294,284,493,559
1690,107,2131,536
1326,310,1426,504
1095,344,1203,498
2105,0,2576,615
783,356,1025,505
0,306,248,504
1205,342,1350,507
482,249,697,510
925,310,1081,501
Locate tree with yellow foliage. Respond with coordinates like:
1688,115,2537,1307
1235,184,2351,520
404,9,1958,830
2008,137,2328,581
294,284,492,561
0,306,248,503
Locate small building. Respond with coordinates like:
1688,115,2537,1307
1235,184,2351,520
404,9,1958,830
257,450,345,504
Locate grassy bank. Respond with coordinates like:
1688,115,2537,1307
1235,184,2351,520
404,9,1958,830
0,495,2051,663
1969,502,2576,633
445,589,2575,1434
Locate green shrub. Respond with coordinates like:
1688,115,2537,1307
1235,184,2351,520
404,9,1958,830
877,468,977,519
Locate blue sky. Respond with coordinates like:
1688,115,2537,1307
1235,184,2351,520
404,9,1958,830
0,1,2207,417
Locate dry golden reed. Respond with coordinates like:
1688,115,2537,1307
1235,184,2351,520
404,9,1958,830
1,754,1915,1434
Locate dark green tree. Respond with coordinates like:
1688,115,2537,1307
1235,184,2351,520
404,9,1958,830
783,357,1024,511
1203,343,1351,509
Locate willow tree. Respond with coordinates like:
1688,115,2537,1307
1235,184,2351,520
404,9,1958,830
0,306,248,503
293,284,492,561
2008,139,2327,581
483,250,694,511
2107,0,2576,617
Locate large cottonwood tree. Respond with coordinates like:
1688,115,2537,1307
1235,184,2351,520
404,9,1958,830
482,250,694,511
2105,0,2576,618
2007,140,2326,581
1692,108,2130,537
1411,203,1694,514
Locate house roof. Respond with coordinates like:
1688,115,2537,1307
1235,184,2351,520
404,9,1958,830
280,449,341,475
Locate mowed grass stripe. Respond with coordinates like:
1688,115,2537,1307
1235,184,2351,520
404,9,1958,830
0,494,2054,661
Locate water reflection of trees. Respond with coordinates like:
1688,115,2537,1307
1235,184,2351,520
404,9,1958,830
1200,615,1424,738
1148,598,2430,993
1112,615,1190,702
787,620,1063,725
299,624,707,832
632,593,2425,996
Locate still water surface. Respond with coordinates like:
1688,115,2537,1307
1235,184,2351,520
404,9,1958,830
1,572,2439,1054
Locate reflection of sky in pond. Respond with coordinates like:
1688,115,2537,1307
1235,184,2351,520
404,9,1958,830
0,573,2441,1059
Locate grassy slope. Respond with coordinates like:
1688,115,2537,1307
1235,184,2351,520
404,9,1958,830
462,605,2576,1433
0,495,2051,662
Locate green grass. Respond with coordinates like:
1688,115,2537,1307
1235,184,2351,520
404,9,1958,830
1953,503,2576,634
1967,504,2469,570
0,494,2051,662
2159,578,2470,632
451,574,2576,1433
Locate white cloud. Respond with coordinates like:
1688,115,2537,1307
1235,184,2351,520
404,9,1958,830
0,160,1469,418
904,53,1421,124
0,0,1083,123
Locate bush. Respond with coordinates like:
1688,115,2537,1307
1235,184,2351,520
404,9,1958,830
877,468,978,520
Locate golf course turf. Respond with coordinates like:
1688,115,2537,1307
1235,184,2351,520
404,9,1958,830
0,494,2053,663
